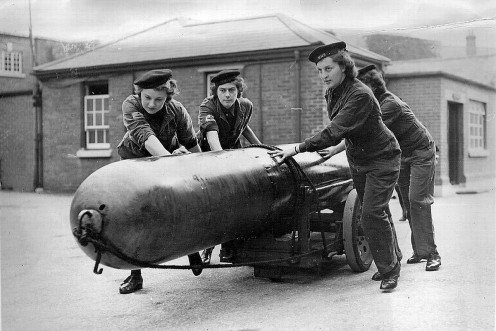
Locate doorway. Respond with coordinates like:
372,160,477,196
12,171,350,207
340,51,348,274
448,101,466,184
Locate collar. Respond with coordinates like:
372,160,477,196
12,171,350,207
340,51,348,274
220,103,236,115
329,76,353,97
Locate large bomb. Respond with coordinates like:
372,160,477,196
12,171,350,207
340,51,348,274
70,146,351,269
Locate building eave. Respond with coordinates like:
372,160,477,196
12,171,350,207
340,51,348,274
387,71,496,92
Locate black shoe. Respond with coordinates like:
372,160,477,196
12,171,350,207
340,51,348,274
380,262,400,290
188,253,203,276
371,271,383,281
406,254,425,264
119,274,143,294
201,247,214,265
426,253,441,271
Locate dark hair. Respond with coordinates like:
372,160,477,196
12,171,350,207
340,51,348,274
357,69,387,97
134,79,179,101
210,76,247,98
328,50,357,79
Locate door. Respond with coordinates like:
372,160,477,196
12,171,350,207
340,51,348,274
448,101,466,184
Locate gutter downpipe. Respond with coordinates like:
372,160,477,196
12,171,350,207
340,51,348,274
294,50,302,142
258,64,264,141
29,0,43,191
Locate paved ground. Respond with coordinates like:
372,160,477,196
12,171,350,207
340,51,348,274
1,189,495,330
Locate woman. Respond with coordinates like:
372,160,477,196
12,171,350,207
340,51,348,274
197,69,262,264
269,42,402,290
357,65,441,273
117,69,203,294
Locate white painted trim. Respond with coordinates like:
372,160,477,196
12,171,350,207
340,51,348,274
196,64,244,72
76,148,113,158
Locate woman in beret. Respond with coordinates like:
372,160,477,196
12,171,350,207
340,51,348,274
197,69,262,264
357,65,441,274
117,69,203,294
269,42,402,290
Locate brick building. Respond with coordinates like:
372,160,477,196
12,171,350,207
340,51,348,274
0,33,70,191
31,15,389,192
386,53,496,194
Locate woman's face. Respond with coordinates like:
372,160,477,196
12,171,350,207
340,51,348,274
316,57,345,89
216,82,238,108
140,88,167,114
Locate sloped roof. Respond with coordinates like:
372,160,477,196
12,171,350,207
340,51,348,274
33,14,389,73
386,54,496,89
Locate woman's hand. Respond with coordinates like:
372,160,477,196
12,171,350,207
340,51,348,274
317,149,333,160
172,146,190,155
318,141,345,160
268,147,297,165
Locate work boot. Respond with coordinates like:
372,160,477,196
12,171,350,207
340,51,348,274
201,247,214,264
371,271,383,281
380,262,400,290
425,253,441,271
188,252,203,276
406,254,425,264
119,273,143,294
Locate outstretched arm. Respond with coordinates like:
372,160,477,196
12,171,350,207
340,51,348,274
206,131,223,151
242,125,262,145
144,135,171,156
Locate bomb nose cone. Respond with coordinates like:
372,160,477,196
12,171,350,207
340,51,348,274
72,209,103,247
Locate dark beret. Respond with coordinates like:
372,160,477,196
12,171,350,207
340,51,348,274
134,69,172,89
211,69,240,85
308,41,347,63
357,64,377,77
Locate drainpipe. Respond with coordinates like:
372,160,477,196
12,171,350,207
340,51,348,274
258,64,264,141
29,0,43,190
294,50,302,142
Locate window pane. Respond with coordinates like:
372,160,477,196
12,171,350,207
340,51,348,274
87,113,93,126
95,112,102,125
88,129,95,143
96,98,102,111
104,97,109,110
86,99,93,111
96,130,104,143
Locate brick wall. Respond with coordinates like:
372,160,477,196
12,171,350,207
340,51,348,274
38,59,332,192
0,34,64,92
441,78,495,187
0,94,35,191
387,75,495,190
387,76,442,184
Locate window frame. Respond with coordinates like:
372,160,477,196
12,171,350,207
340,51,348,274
205,72,217,97
83,94,110,150
0,50,25,78
468,99,488,157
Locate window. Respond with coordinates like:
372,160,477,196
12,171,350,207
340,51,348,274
206,72,217,97
84,82,110,150
1,50,24,77
468,100,487,156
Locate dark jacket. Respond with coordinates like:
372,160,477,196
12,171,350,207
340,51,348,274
378,91,433,157
117,95,197,159
197,96,254,150
299,77,400,164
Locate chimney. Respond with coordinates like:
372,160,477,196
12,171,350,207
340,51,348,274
466,32,476,57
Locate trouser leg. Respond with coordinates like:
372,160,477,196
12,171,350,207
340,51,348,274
406,147,438,257
397,162,417,253
350,157,400,274
386,205,403,261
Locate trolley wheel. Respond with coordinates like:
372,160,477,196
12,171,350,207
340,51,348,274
343,189,372,272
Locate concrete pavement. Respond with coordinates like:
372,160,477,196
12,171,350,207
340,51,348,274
1,189,495,330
